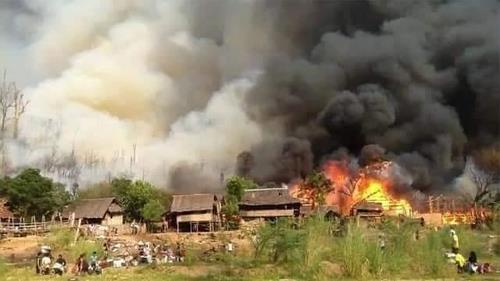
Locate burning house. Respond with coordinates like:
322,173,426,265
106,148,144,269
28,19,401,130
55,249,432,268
290,160,413,218
167,194,222,232
239,187,301,221
351,201,384,219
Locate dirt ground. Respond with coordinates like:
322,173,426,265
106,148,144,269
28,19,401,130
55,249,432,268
0,235,43,263
0,230,252,263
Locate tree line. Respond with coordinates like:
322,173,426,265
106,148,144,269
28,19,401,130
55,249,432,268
0,168,171,222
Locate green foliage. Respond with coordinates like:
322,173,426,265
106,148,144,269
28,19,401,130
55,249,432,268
225,176,256,202
365,241,384,276
110,177,166,221
141,200,165,222
339,224,367,278
110,177,133,199
223,176,256,227
79,177,171,223
299,216,336,279
119,180,156,220
77,182,114,199
268,219,302,263
415,231,452,277
298,170,333,208
42,227,103,261
0,258,6,279
43,227,73,250
1,168,70,218
494,238,500,256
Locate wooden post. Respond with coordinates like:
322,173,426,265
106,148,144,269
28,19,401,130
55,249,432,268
428,196,433,213
70,212,75,227
73,218,82,245
176,221,179,233
33,216,37,236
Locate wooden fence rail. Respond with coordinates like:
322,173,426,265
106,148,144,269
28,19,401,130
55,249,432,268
0,221,72,236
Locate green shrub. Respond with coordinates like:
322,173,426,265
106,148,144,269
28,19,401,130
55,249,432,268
384,223,415,274
42,227,73,251
365,241,384,276
0,258,7,279
339,223,367,278
413,231,453,277
494,238,500,256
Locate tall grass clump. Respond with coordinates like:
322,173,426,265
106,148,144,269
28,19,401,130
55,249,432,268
382,221,416,274
413,230,453,277
0,258,7,279
42,227,73,250
338,223,367,279
43,227,103,260
365,241,384,276
251,218,301,264
297,216,337,279
494,238,500,256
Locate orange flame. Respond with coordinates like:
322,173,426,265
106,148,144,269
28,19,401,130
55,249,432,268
290,160,413,216
352,178,412,216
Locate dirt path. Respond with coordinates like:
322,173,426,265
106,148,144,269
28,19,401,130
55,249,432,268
0,235,42,262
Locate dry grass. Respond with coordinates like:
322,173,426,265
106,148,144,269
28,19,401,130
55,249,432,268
1,218,499,281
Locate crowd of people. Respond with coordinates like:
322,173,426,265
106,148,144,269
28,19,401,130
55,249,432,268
34,239,193,276
449,228,494,274
35,246,100,276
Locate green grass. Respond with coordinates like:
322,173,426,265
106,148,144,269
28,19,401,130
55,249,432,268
42,227,104,262
3,217,500,281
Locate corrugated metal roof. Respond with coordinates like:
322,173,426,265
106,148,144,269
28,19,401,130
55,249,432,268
62,197,120,219
240,188,300,206
169,194,216,213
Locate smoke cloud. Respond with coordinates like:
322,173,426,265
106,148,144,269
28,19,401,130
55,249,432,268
0,0,498,194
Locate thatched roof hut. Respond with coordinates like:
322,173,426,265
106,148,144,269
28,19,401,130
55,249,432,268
168,194,222,232
239,188,301,220
170,194,219,213
62,197,123,225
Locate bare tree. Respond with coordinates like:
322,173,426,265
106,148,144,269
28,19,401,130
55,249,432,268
0,70,28,139
466,160,496,205
0,70,17,137
12,89,28,139
468,144,500,204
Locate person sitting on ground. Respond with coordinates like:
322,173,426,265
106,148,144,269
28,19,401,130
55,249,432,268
87,251,102,274
166,246,174,263
478,263,492,274
103,239,110,256
40,253,52,275
175,242,181,262
35,251,42,274
89,251,98,268
455,252,466,273
466,251,478,273
74,254,88,275
450,229,459,254
53,254,67,275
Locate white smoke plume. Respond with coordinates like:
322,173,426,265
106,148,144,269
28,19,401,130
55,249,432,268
1,0,269,189
0,0,499,195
